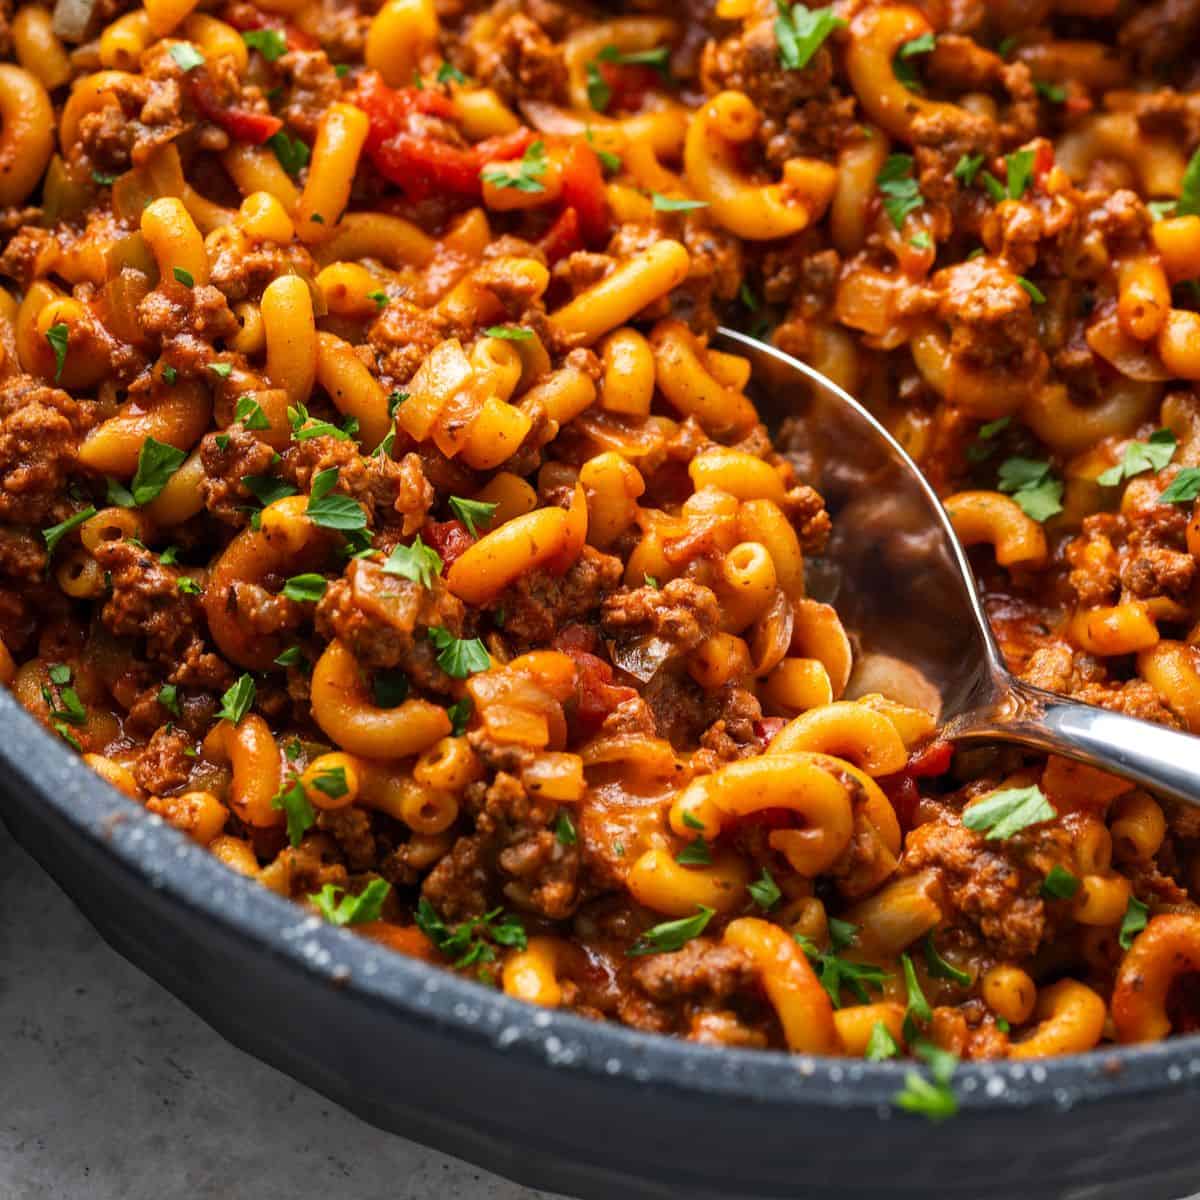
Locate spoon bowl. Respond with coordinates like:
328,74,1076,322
717,326,1200,806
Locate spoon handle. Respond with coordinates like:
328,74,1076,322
947,680,1200,807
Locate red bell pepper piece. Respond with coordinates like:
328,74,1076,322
190,73,282,144
539,206,582,264
559,141,609,246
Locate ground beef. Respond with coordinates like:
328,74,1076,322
469,12,566,104
494,546,623,647
0,375,87,525
136,280,239,348
367,301,452,385
93,539,203,666
0,526,45,580
601,578,720,661
420,833,493,920
207,235,318,304
900,803,1047,960
1119,0,1200,75
697,685,763,761
315,557,465,691
199,427,276,525
276,49,344,139
316,805,377,871
632,937,757,1006
133,725,194,795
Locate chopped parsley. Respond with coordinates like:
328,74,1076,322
796,929,890,1008
162,365,178,385
1119,895,1149,950
481,140,547,193
310,879,390,925
272,777,315,846
747,866,781,910
305,467,367,531
437,60,468,85
446,696,473,736
1159,467,1200,504
45,322,69,382
157,683,180,716
309,765,349,799
651,193,709,212
739,281,759,310
681,810,705,831
43,508,95,558
428,627,490,678
1098,429,1176,487
922,933,972,988
274,645,307,670
877,154,923,230
910,230,933,250
1004,148,1035,199
555,810,578,846
865,1021,900,1061
900,951,932,1042
1034,79,1066,103
586,128,621,173
169,43,205,72
1041,864,1080,899
1016,276,1046,304
207,362,233,378
676,836,711,865
894,32,935,92
92,169,119,186
382,535,443,588
367,289,388,309
449,496,497,538
962,783,1055,841
775,4,844,72
172,267,194,287
1176,147,1200,218
586,60,611,112
967,415,1010,463
484,325,533,340
628,906,714,955
269,130,310,177
242,474,298,508
216,673,256,725
894,1040,959,1121
281,573,327,603
176,576,201,595
124,437,186,505
415,899,527,968
236,394,271,431
953,153,983,187
242,28,288,61
997,456,1063,522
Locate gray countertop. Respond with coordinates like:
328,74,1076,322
0,821,556,1200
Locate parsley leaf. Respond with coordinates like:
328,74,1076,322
272,777,315,846
747,866,781,910
269,130,310,177
1016,276,1046,304
482,140,547,193
305,468,367,531
894,32,935,92
1119,895,1149,950
865,1021,900,1062
449,496,497,538
274,645,308,670
169,43,205,71
1178,147,1200,218
894,1040,959,1121
953,153,983,187
585,60,611,111
382,535,443,588
157,683,181,716
676,836,711,865
446,696,472,736
980,170,1006,202
1005,148,1035,199
43,508,95,558
282,573,327,603
310,765,349,799
236,394,271,431
877,154,923,229
1098,429,1176,487
962,783,1055,841
795,934,890,1008
242,474,298,508
587,128,622,173
162,365,177,385
997,456,1063,522
922,933,972,987
242,28,288,61
651,193,708,212
216,674,256,725
484,325,533,340
92,169,119,186
416,899,527,968
775,4,844,72
901,951,932,1042
311,878,390,925
176,576,201,595
1041,863,1080,899
172,266,193,287
428,627,490,678
628,906,714,955
207,362,232,378
1034,79,1066,102
45,322,69,381
437,60,468,85
129,437,186,505
1160,467,1200,504
555,810,578,846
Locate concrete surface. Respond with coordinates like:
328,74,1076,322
0,821,556,1200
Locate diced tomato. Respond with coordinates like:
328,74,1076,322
881,773,921,833
907,739,954,778
190,73,282,144
423,519,474,567
352,71,535,202
539,206,582,264
559,141,609,245
554,630,637,734
1032,139,1055,181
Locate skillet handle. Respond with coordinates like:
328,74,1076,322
947,679,1200,808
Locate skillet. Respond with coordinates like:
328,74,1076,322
4,688,1200,1200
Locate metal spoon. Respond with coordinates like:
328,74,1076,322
718,326,1200,806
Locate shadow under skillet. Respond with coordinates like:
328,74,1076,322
0,822,560,1200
